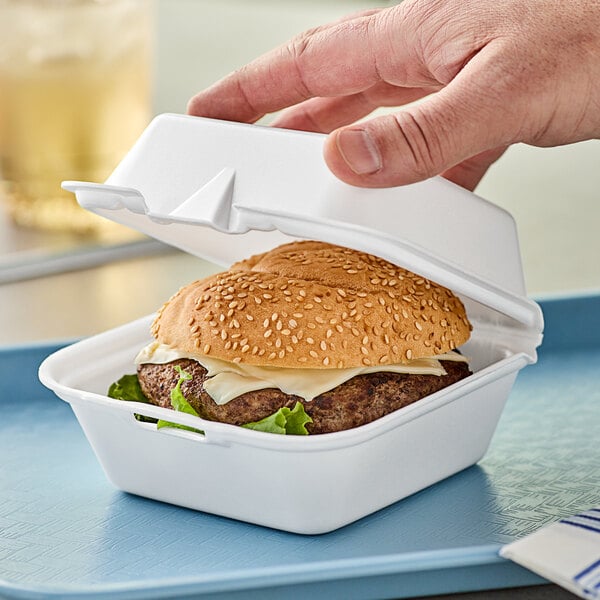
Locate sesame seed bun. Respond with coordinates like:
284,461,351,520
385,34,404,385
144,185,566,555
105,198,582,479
151,241,472,369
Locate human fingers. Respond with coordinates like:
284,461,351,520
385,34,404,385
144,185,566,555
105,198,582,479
270,83,436,133
441,147,508,191
187,7,435,123
323,45,522,187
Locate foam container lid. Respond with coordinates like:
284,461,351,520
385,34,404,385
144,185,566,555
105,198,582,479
63,114,543,358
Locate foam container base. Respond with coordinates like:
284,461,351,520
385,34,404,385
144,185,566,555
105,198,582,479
40,313,525,534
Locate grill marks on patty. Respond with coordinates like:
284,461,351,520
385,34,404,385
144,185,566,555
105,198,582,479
137,359,471,434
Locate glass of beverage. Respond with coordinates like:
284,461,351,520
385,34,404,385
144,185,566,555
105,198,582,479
0,0,153,236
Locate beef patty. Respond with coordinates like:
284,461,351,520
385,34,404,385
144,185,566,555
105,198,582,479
137,358,471,434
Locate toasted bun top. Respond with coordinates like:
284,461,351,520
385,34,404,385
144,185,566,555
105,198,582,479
152,241,472,369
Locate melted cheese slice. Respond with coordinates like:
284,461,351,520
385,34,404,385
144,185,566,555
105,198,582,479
135,342,467,405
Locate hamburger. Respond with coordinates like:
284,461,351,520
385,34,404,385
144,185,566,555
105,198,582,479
110,241,472,435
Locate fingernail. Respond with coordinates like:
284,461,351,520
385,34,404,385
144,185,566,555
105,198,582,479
336,128,382,175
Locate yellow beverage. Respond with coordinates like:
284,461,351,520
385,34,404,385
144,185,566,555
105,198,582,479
0,0,152,236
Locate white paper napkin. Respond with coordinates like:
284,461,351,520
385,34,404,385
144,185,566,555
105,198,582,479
501,508,600,599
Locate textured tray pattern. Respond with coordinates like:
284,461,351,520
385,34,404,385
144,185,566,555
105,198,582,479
1,295,599,600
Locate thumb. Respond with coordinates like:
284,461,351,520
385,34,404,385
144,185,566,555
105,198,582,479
324,72,519,188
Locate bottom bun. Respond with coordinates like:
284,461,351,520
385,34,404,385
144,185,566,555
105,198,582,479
137,359,471,434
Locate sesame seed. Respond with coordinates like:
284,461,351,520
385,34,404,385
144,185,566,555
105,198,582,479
406,349,413,360
323,357,330,366
320,341,327,351
306,337,314,344
264,329,272,338
361,346,369,355
309,350,318,358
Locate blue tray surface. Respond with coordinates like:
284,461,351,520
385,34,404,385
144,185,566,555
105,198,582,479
1,295,599,599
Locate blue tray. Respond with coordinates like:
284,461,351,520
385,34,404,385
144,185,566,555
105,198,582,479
1,294,599,600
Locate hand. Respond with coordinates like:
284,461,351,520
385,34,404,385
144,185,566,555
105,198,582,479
188,0,600,190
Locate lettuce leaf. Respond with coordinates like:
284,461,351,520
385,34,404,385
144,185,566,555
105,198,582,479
107,374,157,423
108,374,150,404
157,365,204,434
242,402,312,435
108,368,312,435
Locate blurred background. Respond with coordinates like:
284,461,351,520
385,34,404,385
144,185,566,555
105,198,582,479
1,0,598,343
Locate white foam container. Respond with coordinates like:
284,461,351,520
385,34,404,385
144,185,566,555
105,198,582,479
39,114,544,534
